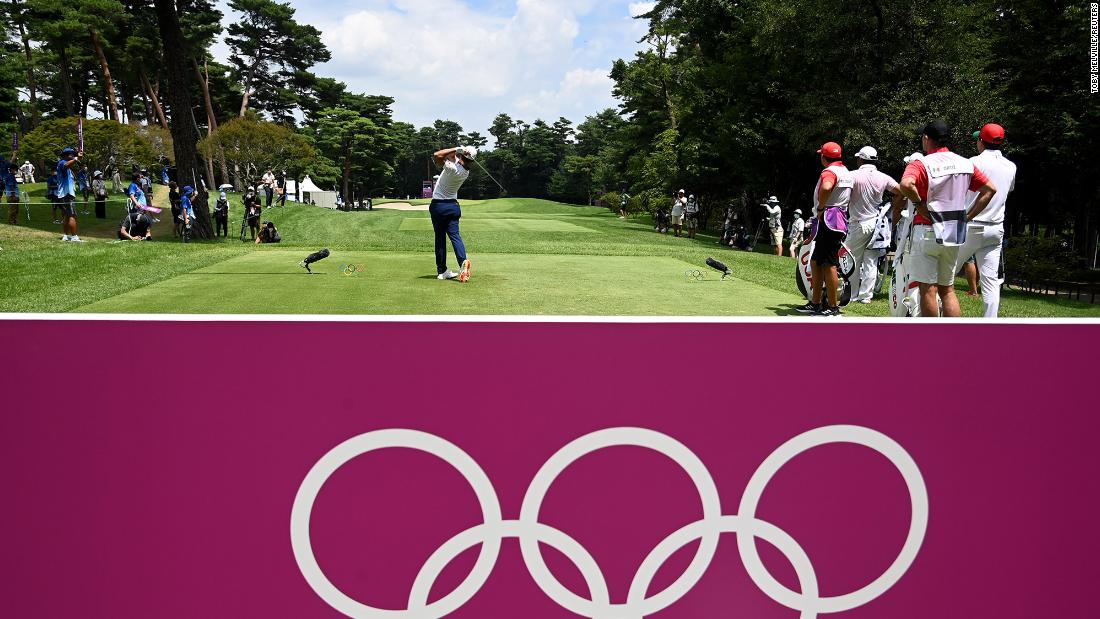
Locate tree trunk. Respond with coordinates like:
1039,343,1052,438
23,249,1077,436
238,59,260,117
12,0,39,127
342,148,351,202
191,59,220,190
90,28,120,122
139,69,169,130
153,0,212,239
58,46,75,116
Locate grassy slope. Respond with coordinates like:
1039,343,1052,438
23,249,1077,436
2,191,1098,317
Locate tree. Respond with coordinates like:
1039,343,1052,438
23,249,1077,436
226,0,330,119
198,117,316,189
311,108,391,200
19,117,157,175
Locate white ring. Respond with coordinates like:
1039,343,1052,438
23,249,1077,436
629,515,819,618
519,428,722,617
736,425,929,614
289,430,503,619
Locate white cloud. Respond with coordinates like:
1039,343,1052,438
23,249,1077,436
628,2,656,18
214,0,647,134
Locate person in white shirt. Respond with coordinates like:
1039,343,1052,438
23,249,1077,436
20,161,35,184
430,146,477,282
959,124,1017,318
671,189,686,237
787,209,805,258
763,196,783,255
847,146,900,303
262,170,276,208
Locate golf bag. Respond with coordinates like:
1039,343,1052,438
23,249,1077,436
888,245,921,317
654,208,671,233
706,257,732,280
795,219,855,307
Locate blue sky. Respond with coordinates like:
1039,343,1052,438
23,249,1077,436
212,1,656,134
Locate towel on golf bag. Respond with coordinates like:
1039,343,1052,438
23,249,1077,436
304,248,330,265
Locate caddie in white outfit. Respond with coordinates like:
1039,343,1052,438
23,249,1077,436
959,124,1017,318
898,121,998,318
847,147,899,303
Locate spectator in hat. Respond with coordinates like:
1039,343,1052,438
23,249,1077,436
788,209,805,258
92,170,108,219
213,191,230,237
797,142,854,316
169,181,182,237
958,123,1017,318
118,210,153,241
763,196,783,255
685,194,700,239
671,189,686,237
19,160,34,184
127,172,147,214
847,146,900,303
262,169,276,208
896,121,998,318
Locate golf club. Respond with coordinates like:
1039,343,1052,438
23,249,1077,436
469,158,508,196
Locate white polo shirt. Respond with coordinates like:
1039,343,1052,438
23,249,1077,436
849,164,899,223
433,159,470,201
965,149,1016,225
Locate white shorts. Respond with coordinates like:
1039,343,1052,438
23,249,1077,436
671,214,684,225
910,225,961,287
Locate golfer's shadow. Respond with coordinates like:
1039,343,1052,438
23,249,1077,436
768,304,806,317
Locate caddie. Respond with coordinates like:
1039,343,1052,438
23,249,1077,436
897,121,997,318
958,123,1017,318
797,142,854,317
847,147,899,303
787,209,805,258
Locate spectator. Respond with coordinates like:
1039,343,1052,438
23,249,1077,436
4,162,19,225
140,169,153,205
55,147,84,242
896,121,998,318
671,189,686,237
959,123,1018,318
169,181,182,237
262,169,275,208
47,170,59,224
788,209,805,258
243,187,262,240
127,173,147,214
847,147,900,303
109,155,122,193
619,188,630,219
274,171,287,207
763,196,783,255
255,220,281,244
685,194,700,239
118,210,153,241
797,142,854,317
77,167,91,215
213,191,229,237
20,160,34,184
179,185,196,241
92,170,108,219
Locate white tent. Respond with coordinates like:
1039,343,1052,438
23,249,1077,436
300,176,338,209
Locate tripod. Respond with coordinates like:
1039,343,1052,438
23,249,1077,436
748,219,769,250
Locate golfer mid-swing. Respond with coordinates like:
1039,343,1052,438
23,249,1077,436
430,146,476,282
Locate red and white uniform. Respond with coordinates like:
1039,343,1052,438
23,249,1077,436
960,149,1017,317
813,162,854,233
901,147,990,286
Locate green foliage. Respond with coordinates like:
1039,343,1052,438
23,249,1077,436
197,117,316,188
1005,235,1078,284
20,117,157,174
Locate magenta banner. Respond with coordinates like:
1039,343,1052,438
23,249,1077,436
1,322,1095,618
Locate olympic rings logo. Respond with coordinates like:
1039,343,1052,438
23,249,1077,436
684,269,708,282
341,264,366,276
290,426,928,618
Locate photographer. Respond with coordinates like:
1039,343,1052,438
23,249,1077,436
213,191,230,237
762,197,783,256
243,187,262,240
118,210,153,241
788,209,805,258
256,220,281,244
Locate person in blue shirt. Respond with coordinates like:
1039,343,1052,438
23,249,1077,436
4,161,19,225
55,147,83,242
127,173,147,214
179,185,196,242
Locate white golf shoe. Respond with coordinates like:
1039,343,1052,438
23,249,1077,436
438,270,459,280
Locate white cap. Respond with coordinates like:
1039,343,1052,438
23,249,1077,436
678,189,685,195
458,146,478,160
793,209,803,215
689,194,695,199
903,152,924,164
855,146,878,161
767,196,779,203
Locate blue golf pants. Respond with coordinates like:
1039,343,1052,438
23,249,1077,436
429,199,467,274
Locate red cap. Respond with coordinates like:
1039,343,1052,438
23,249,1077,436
817,142,842,159
978,123,1005,145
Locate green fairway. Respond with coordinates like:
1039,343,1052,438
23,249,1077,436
397,217,598,233
3,193,1098,318
75,251,799,315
